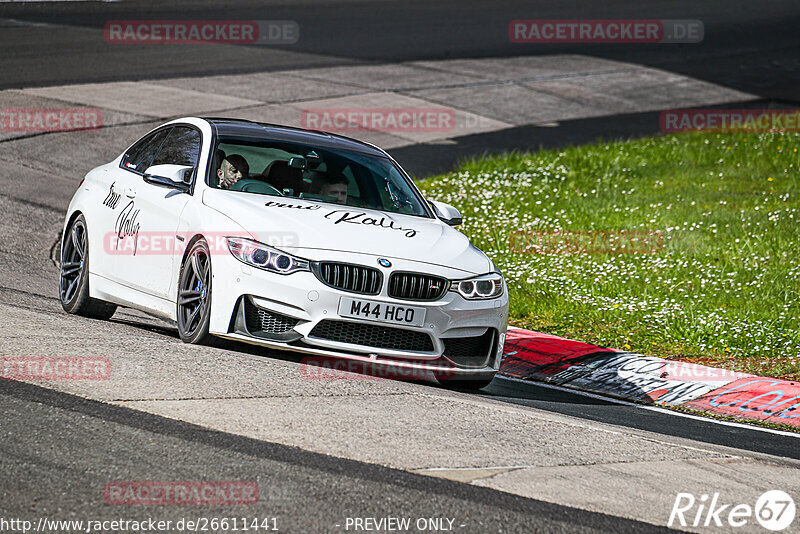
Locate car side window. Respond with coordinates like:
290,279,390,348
121,128,171,172
152,126,202,168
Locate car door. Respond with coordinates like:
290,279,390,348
100,126,172,286
112,125,201,300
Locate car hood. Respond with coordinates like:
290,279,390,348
202,190,492,274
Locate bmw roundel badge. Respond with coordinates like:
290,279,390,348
378,258,392,268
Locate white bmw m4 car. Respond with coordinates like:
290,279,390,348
60,117,508,388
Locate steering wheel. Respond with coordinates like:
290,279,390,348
228,179,282,196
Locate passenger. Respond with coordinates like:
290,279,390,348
217,154,250,190
312,173,349,204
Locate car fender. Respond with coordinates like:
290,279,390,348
62,159,120,278
169,196,253,307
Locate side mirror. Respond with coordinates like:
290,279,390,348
143,164,192,192
429,200,463,226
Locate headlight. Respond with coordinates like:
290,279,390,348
226,237,309,275
450,273,504,300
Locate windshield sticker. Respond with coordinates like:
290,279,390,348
262,201,418,237
264,200,321,210
102,182,121,209
114,201,141,255
324,210,417,238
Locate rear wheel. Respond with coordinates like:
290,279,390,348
177,238,213,344
59,214,117,319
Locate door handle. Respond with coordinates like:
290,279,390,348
125,188,136,198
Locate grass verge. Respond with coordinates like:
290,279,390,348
417,132,800,380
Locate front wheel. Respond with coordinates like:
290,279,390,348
59,214,117,319
177,238,213,344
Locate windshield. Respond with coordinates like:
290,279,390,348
211,138,431,217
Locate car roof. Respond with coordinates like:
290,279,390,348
203,118,389,158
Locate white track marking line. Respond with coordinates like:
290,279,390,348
0,1,119,3
497,375,800,439
417,465,536,472
0,18,90,28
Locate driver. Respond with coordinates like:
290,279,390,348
217,154,250,189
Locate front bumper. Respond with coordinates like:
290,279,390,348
208,251,509,377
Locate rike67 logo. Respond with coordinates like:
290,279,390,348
669,490,796,531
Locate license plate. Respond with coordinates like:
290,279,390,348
338,297,426,327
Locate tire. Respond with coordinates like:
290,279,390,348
435,373,495,391
177,238,213,344
59,214,117,319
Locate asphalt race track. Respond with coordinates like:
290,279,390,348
1,1,799,532
2,379,679,534
2,0,797,176
1,0,799,102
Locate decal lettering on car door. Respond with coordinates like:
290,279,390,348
114,201,141,255
102,182,121,209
